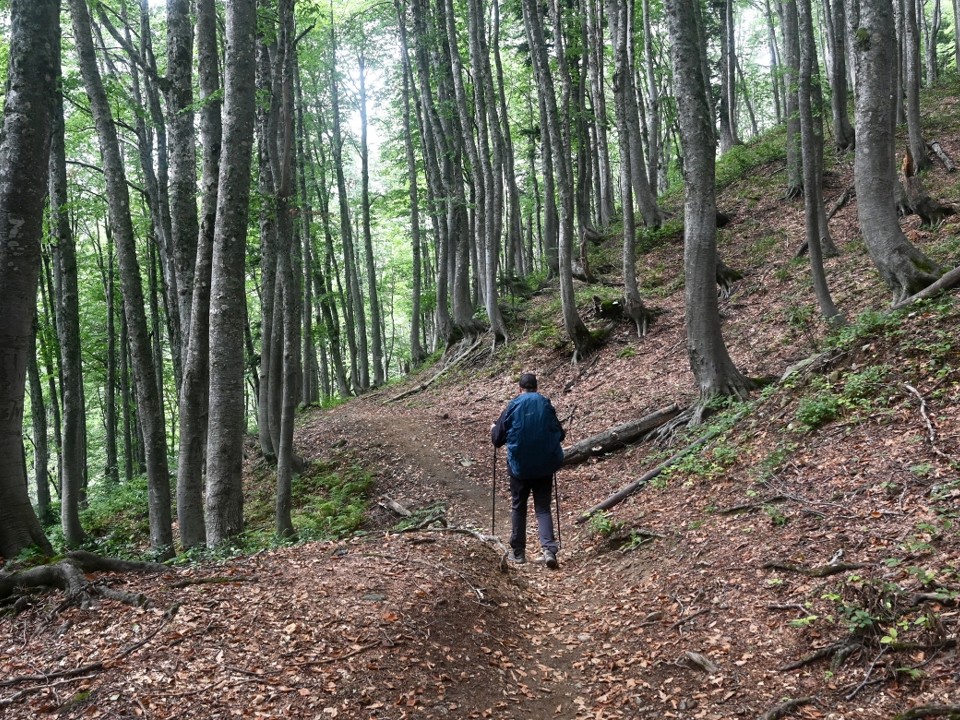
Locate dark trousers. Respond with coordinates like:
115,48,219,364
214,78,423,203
509,474,558,554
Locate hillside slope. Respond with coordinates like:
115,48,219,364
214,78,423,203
3,105,960,719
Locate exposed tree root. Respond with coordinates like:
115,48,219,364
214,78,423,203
716,258,743,299
757,696,816,720
0,551,169,611
780,641,861,671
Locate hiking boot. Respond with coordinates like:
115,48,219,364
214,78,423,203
544,549,559,569
508,549,526,564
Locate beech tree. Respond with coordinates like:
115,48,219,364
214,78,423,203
205,0,258,546
0,0,60,559
666,0,753,411
847,0,942,304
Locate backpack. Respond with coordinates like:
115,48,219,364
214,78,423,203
505,392,564,481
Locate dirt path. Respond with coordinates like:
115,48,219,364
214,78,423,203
316,398,591,718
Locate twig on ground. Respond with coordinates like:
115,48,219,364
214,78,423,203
904,383,951,460
845,648,887,700
895,704,960,719
669,607,711,631
762,561,867,577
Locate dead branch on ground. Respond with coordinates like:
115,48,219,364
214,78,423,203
385,337,482,403
762,561,867,577
928,141,956,172
904,383,951,460
895,704,960,719
561,404,681,466
757,697,816,720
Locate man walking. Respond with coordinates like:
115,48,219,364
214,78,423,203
491,373,565,569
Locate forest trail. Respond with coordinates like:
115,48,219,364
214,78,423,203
309,397,596,718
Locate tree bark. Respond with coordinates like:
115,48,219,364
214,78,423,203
205,0,258,547
903,0,931,171
0,0,59,559
848,0,942,304
70,0,174,557
797,0,842,322
780,0,804,197
824,0,856,150
48,60,87,545
176,0,221,550
666,0,754,407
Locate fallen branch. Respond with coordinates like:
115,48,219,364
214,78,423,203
895,704,960,720
779,641,857,671
670,607,711,630
904,383,951,460
384,337,482,403
762,561,867,577
892,264,960,310
718,495,789,515
378,495,413,517
757,697,815,720
562,404,682,466
928,141,956,172
845,647,886,700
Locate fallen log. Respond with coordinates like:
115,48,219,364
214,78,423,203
562,404,681,466
928,141,956,172
385,337,482,404
896,704,960,720
575,432,712,524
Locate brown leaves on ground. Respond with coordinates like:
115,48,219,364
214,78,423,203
4,151,960,719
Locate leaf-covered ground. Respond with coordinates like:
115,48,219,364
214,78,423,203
4,106,960,718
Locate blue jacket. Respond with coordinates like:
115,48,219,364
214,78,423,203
491,391,566,481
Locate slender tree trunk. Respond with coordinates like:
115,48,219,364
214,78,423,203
904,0,931,170
0,0,59,559
523,0,593,361
205,0,258,547
797,0,842,322
165,0,198,358
923,0,941,86
70,0,173,557
765,0,784,123
358,50,387,383
27,334,53,528
824,0,856,150
49,61,87,545
781,0,804,197
176,0,221,550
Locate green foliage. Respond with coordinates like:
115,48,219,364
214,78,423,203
793,388,844,431
715,129,788,190
73,476,154,558
588,511,621,537
291,461,375,539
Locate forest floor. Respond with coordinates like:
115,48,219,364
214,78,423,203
5,100,960,718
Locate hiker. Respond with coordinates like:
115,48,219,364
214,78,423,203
491,373,565,569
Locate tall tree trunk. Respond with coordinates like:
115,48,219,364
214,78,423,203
780,0,804,197
329,24,368,390
205,0,258,546
523,0,593,361
49,59,87,545
0,0,59,560
824,0,856,150
904,0,931,170
165,0,198,358
797,0,842,322
848,0,942,304
765,0,784,123
718,0,741,152
104,234,120,486
27,334,53,528
70,0,174,558
358,49,387,382
923,0,941,86
396,0,427,366
665,0,753,409
176,0,221,550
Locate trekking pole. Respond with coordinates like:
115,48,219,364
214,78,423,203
553,473,562,550
491,446,498,536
